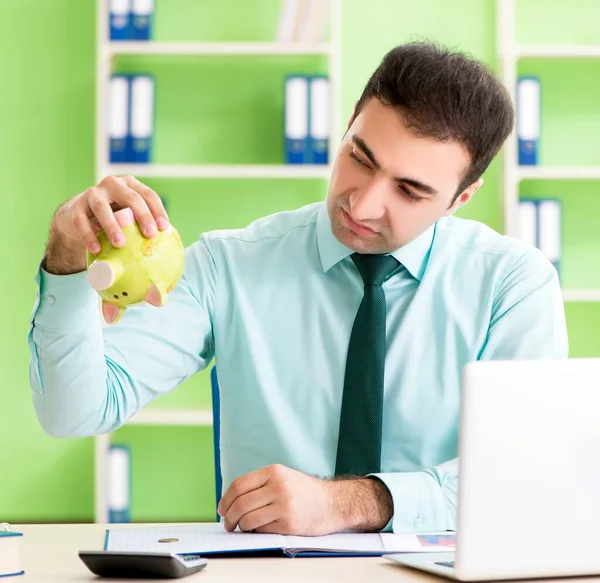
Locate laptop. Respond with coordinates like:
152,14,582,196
386,358,600,580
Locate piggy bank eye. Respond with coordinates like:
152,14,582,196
122,292,128,297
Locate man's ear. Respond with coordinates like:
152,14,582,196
443,178,484,216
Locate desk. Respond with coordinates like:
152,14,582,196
17,524,600,582
15,523,437,582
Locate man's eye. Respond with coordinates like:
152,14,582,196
399,186,424,202
349,150,369,167
349,148,424,202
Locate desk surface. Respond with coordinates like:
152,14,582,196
15,523,600,582
15,523,438,582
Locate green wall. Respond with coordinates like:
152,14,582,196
2,0,599,523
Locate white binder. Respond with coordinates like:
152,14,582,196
517,199,538,249
130,75,155,163
131,0,154,40
285,76,309,164
309,76,330,164
109,0,132,40
516,77,540,165
109,76,130,163
538,199,561,276
108,445,130,523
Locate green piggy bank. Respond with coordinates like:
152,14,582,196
86,207,185,324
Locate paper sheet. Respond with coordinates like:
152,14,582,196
106,523,282,554
106,523,456,556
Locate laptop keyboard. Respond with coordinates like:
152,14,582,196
435,561,455,568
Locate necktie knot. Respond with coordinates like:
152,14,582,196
352,253,399,286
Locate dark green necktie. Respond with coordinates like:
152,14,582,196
335,252,400,476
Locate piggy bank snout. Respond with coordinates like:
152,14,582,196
87,260,120,291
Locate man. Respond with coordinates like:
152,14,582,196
28,42,567,536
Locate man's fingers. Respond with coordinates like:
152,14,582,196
253,520,286,535
223,487,275,532
86,187,126,247
237,505,281,534
218,468,271,518
97,175,157,238
107,177,158,238
121,175,169,231
71,205,101,255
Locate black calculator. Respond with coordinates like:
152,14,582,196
79,550,208,579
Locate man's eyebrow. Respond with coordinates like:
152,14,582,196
351,135,440,196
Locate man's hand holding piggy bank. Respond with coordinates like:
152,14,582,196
44,175,184,323
86,206,184,324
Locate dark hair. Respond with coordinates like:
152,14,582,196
352,41,514,203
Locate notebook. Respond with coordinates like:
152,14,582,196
105,523,455,558
0,524,24,578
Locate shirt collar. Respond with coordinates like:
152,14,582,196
316,201,435,281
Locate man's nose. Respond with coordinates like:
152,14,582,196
349,177,388,222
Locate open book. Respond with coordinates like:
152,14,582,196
105,523,456,558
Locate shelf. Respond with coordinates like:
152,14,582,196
104,41,332,57
105,164,332,179
126,408,213,426
562,290,600,302
516,166,600,181
517,44,600,58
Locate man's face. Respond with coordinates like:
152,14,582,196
327,98,481,254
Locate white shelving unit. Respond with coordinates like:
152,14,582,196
516,166,600,181
94,409,212,523
95,5,342,183
103,41,333,56
496,0,600,303
126,408,213,426
106,163,332,179
94,0,342,523
517,44,600,58
562,289,600,303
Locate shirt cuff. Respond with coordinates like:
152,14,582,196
369,471,447,533
34,262,99,329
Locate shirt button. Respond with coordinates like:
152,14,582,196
413,516,423,528
47,295,55,305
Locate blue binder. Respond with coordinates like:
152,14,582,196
131,0,154,40
308,75,330,165
517,76,540,165
129,75,155,163
109,0,132,41
284,75,309,164
109,75,131,163
108,445,131,523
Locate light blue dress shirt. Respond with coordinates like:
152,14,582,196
28,201,568,533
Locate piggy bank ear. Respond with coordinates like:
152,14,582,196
145,281,167,307
102,302,125,324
